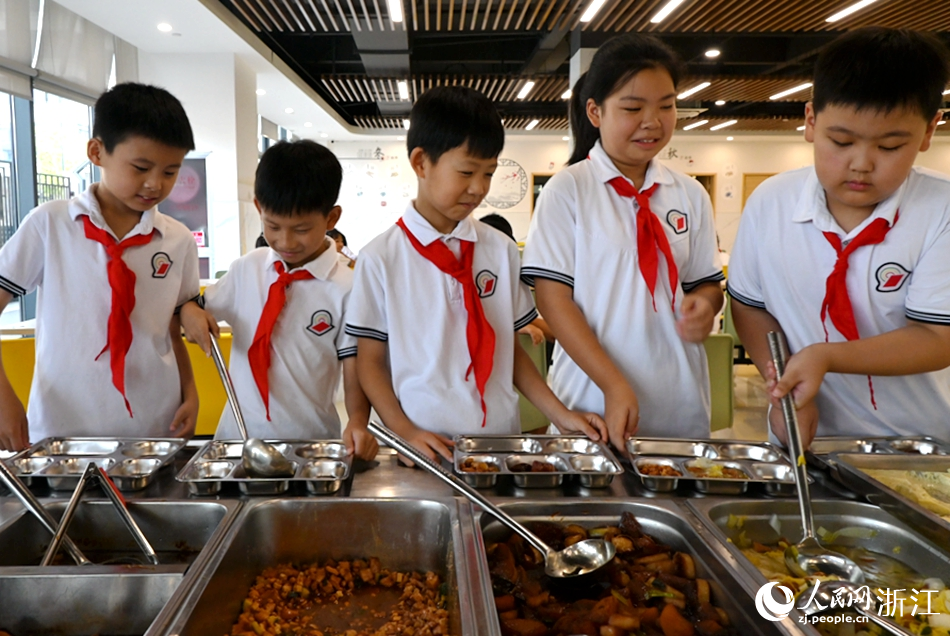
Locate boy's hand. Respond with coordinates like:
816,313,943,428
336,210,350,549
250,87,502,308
397,426,454,466
675,294,717,343
0,379,29,451
603,382,639,455
518,323,545,346
552,410,607,442
765,360,821,450
169,386,198,438
769,345,830,410
343,422,379,461
179,301,219,356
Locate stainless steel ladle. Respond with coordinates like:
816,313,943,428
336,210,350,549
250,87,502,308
767,331,865,584
367,421,616,578
803,580,915,636
209,336,295,478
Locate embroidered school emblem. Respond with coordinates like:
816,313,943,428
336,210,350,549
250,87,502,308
151,252,173,278
666,210,688,234
476,270,497,298
875,263,910,293
307,310,334,336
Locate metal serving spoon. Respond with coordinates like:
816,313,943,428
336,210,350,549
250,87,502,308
209,336,295,478
767,331,865,584
367,421,616,578
802,580,915,636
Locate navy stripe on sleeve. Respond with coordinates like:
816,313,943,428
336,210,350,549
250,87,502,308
521,266,574,288
725,283,767,310
344,325,388,342
514,307,540,331
337,346,359,359
682,271,726,293
906,308,950,326
0,274,26,297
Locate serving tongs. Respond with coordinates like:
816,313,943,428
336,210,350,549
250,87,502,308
40,461,159,566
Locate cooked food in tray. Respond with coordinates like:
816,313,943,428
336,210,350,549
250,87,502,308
860,468,950,521
638,463,683,477
487,512,738,636
509,461,557,473
686,463,747,480
229,558,448,636
460,457,501,473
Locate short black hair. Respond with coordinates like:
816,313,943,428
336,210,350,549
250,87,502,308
407,86,504,163
813,27,950,121
326,228,347,246
479,213,515,242
93,83,195,153
255,140,342,216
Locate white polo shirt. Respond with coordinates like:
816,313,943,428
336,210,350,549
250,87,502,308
0,185,199,440
203,239,356,440
345,204,538,437
522,140,724,438
728,166,950,438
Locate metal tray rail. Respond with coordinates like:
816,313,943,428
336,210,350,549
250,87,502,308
5,437,186,491
830,452,950,549
453,434,623,489
807,435,950,472
175,439,353,495
626,437,799,496
686,498,950,636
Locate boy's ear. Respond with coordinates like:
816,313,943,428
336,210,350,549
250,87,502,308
409,147,429,179
586,98,602,129
87,138,106,166
803,102,817,143
919,110,942,153
325,205,342,230
253,198,263,215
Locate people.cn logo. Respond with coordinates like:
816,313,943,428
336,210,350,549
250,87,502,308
755,582,795,621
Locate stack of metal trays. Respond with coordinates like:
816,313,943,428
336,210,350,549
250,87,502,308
176,439,352,496
830,452,950,549
627,438,799,496
807,435,950,472
453,434,623,488
6,437,185,491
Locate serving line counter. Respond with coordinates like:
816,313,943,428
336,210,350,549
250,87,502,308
0,442,943,636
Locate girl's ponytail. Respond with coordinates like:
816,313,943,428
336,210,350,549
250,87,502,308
568,73,598,165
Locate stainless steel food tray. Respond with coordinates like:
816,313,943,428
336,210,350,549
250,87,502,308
453,434,623,488
626,437,799,496
5,437,185,491
830,452,950,549
687,498,950,635
176,439,352,495
807,434,950,471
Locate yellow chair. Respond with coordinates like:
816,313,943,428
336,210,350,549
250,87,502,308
518,333,550,433
188,334,231,436
703,333,735,432
1,336,35,406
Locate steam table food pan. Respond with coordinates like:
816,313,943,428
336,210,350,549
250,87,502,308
6,437,185,491
453,434,623,488
176,439,352,496
627,437,800,496
806,434,950,472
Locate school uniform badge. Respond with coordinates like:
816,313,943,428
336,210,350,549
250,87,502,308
151,252,173,278
875,263,910,292
307,310,334,336
476,270,497,298
666,210,688,234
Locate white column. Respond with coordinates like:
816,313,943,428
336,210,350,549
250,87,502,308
569,48,596,93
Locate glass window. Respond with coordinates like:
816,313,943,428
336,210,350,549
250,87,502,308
32,89,93,204
0,90,17,326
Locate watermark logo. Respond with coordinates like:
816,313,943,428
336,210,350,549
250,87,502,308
755,582,795,621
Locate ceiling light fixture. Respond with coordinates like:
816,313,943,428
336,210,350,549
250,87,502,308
304,122,313,128
726,136,734,141
649,0,686,23
561,89,572,99
797,125,806,131
157,23,173,32
320,132,329,138
705,49,721,58
398,81,409,100
682,119,709,131
396,135,406,140
826,0,880,22
562,136,570,141
580,0,608,22
714,99,726,106
526,119,540,131
943,89,950,95
677,82,711,100
517,81,536,100
284,107,294,114
256,88,266,96
403,119,410,130
938,120,947,126
387,0,404,22
709,119,737,131
769,82,813,100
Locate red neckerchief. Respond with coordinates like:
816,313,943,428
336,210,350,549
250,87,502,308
821,212,898,410
248,260,314,420
606,178,679,312
396,218,495,426
82,215,156,417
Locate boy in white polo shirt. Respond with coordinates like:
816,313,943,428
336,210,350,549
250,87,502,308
346,86,606,462
182,140,377,460
728,27,950,447
0,83,201,450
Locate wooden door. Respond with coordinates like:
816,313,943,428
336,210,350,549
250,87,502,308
742,173,775,208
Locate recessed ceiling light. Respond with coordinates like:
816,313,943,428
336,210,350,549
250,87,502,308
580,0,607,22
304,122,313,128
709,119,738,131
938,120,947,126
677,82,711,100
705,49,721,58
796,125,806,131
826,0,880,22
715,99,726,106
683,119,709,131
726,136,734,141
320,132,329,138
403,119,410,130
943,89,950,95
517,81,536,100
285,107,294,114
561,89,572,100
256,88,266,96
770,82,813,100
157,23,173,32
562,136,570,141
387,0,404,22
398,81,409,100
396,135,406,140
526,119,540,131
650,0,686,23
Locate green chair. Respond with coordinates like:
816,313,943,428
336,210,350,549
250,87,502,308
722,293,752,364
518,333,551,432
703,333,735,432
